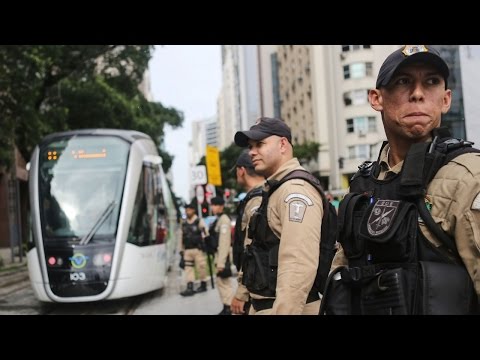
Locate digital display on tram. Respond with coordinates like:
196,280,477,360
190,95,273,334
45,147,109,161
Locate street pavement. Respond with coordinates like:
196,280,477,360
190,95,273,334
131,259,238,315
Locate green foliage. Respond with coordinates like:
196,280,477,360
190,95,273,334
293,141,321,164
219,143,243,192
0,45,183,174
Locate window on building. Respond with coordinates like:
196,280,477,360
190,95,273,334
343,89,369,106
343,62,373,80
343,65,350,79
368,116,377,132
346,116,376,134
341,45,371,52
348,145,370,160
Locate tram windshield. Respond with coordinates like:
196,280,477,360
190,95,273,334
38,135,129,241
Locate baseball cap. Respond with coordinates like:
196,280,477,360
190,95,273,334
185,203,196,210
234,117,292,147
230,150,254,172
210,196,225,206
376,45,449,89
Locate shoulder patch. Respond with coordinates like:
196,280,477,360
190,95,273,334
284,193,313,223
285,193,313,205
249,205,260,214
472,192,480,210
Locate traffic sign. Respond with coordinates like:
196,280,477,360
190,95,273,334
206,145,222,186
191,165,207,186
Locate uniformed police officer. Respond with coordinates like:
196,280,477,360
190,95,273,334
324,45,480,315
179,203,209,297
230,150,264,315
209,196,235,315
234,117,324,315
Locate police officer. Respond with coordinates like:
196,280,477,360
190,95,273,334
323,45,480,315
234,117,325,315
209,196,235,315
179,203,209,296
230,150,264,315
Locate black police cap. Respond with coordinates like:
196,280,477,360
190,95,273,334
376,45,450,89
234,117,292,148
210,196,225,206
230,150,254,172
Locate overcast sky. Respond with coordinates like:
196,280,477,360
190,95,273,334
149,45,222,204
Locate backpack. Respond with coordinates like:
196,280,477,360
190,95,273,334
232,187,263,271
268,170,338,294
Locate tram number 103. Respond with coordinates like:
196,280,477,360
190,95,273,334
70,272,86,281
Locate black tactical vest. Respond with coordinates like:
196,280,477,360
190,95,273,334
182,218,203,250
242,170,337,300
321,129,480,315
232,187,263,271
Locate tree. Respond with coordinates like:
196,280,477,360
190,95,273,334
293,141,321,164
0,45,183,173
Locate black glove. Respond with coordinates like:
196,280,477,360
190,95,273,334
179,251,185,270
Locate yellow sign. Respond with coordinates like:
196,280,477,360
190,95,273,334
206,145,222,186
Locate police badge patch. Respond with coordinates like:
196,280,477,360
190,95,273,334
288,200,307,222
284,193,313,223
367,200,400,236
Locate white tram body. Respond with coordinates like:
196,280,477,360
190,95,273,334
27,129,178,302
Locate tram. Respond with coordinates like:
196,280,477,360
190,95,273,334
27,129,178,302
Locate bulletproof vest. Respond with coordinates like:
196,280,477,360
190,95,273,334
321,129,480,315
242,170,338,298
182,218,203,249
232,187,263,271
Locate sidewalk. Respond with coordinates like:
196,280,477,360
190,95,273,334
0,248,27,272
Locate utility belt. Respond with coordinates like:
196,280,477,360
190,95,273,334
184,243,204,251
251,292,320,312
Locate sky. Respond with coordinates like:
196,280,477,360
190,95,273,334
149,45,222,204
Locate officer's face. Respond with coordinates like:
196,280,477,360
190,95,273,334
248,135,285,177
369,62,451,143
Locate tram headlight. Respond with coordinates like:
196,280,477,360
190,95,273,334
93,253,113,266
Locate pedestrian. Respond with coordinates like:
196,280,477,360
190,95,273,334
179,203,209,296
209,196,235,315
230,150,264,315
322,45,480,315
234,117,334,315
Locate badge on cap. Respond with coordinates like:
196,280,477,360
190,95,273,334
402,45,429,57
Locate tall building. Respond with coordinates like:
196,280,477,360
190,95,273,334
310,45,398,191
459,45,480,145
218,45,261,150
277,45,316,146
434,45,465,140
257,45,279,118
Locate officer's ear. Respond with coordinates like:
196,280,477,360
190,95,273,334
369,89,383,112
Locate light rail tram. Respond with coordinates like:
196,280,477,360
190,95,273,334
27,129,178,302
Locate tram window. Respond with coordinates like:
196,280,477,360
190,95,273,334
128,165,160,246
43,196,71,236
